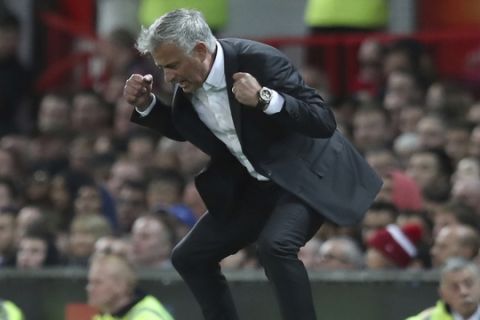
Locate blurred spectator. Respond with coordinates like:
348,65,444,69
106,158,144,199
176,142,210,177
366,223,423,269
153,137,182,171
382,38,435,89
73,180,119,230
96,28,169,104
398,104,425,134
374,170,423,212
406,148,453,207
352,106,392,153
299,65,331,103
361,201,398,247
27,134,69,175
365,148,399,178
36,92,71,135
351,38,384,101
393,132,420,167
146,169,186,209
425,80,473,121
0,146,23,180
155,205,196,241
430,224,480,268
383,71,423,134
469,125,480,159
16,221,61,269
451,157,480,185
451,177,480,216
0,10,31,136
0,178,18,209
220,246,259,270
15,205,43,243
113,97,137,143
432,201,480,238
315,236,364,270
298,238,322,269
87,253,175,319
466,101,480,126
416,114,447,150
445,121,472,165
406,258,480,320
67,214,112,266
23,170,51,208
48,171,94,231
126,130,158,170
94,235,132,259
130,214,174,269
116,180,147,233
70,90,112,136
0,206,17,266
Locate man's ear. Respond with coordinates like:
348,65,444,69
192,42,208,61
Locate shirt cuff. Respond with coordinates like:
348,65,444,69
263,90,285,115
135,94,157,117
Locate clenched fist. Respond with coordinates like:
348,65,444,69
123,74,154,111
231,72,261,107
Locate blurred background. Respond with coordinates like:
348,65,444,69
2,0,480,319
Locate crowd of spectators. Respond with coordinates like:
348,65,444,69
1,6,480,278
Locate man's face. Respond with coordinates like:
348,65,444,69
152,42,210,93
440,268,480,318
431,228,461,267
131,217,170,266
406,153,440,190
86,263,123,312
16,238,47,269
352,111,388,152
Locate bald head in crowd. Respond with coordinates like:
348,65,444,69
431,224,480,268
87,253,137,314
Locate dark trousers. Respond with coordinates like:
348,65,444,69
171,178,324,320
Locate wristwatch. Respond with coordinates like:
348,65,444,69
257,87,273,111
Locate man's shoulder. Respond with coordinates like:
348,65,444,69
405,301,453,320
128,295,174,320
219,38,283,57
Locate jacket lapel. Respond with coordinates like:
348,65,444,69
220,40,243,144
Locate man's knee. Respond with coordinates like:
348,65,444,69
257,236,299,261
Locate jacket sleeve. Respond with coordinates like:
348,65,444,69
253,50,336,138
130,97,186,141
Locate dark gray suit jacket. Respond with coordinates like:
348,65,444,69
131,38,383,226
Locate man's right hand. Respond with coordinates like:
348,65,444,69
124,74,153,111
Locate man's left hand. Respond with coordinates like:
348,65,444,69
232,72,261,107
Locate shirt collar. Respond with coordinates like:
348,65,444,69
452,305,480,320
203,41,226,91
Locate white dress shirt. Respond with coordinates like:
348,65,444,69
137,41,285,181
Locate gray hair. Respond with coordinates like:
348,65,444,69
136,9,216,55
320,236,365,269
440,257,480,284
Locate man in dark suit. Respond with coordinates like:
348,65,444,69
124,9,382,320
